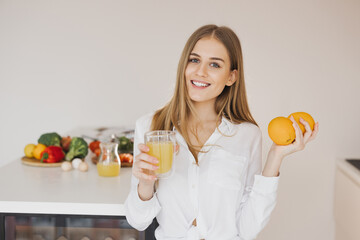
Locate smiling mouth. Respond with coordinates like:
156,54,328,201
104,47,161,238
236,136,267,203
191,80,211,87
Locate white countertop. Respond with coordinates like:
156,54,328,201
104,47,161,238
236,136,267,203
336,158,360,186
0,157,132,216
335,158,360,240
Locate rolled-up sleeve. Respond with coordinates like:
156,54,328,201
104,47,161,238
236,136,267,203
124,115,161,231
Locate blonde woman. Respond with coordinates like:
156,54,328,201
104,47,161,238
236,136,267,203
124,24,319,240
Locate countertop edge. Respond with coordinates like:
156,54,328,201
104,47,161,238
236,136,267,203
336,159,360,186
0,201,125,216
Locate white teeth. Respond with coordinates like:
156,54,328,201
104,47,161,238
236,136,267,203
192,81,210,87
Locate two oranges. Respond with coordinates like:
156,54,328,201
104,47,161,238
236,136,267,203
268,112,315,145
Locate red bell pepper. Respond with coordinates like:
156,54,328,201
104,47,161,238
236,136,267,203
41,146,65,163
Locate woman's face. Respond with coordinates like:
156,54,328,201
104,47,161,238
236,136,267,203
185,37,236,105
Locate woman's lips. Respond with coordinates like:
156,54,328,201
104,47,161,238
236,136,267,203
191,80,211,89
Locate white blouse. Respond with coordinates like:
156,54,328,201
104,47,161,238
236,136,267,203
124,112,280,240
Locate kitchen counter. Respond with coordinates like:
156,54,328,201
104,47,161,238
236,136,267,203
0,158,132,216
336,158,360,186
0,128,157,240
334,158,360,240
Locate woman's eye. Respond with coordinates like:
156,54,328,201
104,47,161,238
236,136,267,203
189,58,199,63
210,62,220,68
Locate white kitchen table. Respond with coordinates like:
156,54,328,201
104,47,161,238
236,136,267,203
0,158,131,216
0,157,155,240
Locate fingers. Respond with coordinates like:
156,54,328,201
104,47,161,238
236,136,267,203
175,142,180,154
133,166,157,181
133,159,158,181
289,116,302,141
137,159,159,171
135,152,159,165
300,117,312,143
307,122,319,142
133,144,159,181
290,115,305,150
138,143,149,153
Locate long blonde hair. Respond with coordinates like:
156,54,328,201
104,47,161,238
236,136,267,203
150,24,257,164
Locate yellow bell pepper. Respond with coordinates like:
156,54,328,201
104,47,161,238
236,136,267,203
33,144,47,160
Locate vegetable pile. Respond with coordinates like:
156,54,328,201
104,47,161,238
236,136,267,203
24,132,89,163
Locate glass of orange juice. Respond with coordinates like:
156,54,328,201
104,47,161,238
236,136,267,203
145,130,176,179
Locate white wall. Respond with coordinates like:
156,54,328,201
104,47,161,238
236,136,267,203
1,0,359,239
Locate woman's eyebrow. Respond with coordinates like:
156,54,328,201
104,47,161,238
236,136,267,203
190,53,225,62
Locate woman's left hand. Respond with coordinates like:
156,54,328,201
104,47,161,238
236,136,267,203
262,115,319,177
270,115,319,159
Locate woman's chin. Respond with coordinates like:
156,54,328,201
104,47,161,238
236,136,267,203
189,96,214,105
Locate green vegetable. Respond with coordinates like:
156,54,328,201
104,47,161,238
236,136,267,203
118,136,133,153
65,137,89,161
38,132,62,147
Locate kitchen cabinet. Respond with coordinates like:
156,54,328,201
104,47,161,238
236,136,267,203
0,159,157,240
334,159,360,240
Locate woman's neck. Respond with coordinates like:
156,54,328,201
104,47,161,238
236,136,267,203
187,101,221,150
189,101,218,124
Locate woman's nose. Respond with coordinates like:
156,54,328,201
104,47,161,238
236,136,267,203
195,63,207,77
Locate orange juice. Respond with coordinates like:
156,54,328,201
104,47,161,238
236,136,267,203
97,162,120,177
146,141,173,175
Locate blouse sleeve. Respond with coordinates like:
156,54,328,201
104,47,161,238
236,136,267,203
124,116,162,231
236,129,280,240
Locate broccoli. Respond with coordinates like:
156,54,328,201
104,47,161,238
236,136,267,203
65,137,89,161
38,132,62,146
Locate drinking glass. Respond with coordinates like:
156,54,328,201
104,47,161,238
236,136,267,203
144,131,176,179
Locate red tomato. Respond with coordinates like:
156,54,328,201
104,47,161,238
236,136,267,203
89,141,101,153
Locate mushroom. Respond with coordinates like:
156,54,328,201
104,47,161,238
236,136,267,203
78,162,89,172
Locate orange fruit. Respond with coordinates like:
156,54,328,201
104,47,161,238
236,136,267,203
288,112,315,134
268,117,296,145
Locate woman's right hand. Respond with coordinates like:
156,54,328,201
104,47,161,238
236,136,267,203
132,143,159,185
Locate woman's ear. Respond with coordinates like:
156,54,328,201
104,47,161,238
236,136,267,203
226,69,238,86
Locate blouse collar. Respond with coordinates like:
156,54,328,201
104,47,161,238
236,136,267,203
172,116,234,134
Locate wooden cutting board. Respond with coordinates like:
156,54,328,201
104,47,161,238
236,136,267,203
21,157,63,167
121,162,133,168
21,156,132,168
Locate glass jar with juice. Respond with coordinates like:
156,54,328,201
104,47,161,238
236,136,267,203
97,142,121,177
